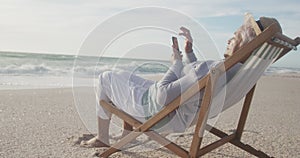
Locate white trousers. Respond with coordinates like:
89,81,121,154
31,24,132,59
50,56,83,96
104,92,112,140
97,71,154,122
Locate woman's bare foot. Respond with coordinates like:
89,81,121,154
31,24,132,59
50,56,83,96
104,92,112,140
80,136,109,148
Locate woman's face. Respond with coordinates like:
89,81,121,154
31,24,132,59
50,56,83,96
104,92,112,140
224,26,243,58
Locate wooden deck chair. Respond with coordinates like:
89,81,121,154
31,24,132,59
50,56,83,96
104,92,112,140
98,15,300,158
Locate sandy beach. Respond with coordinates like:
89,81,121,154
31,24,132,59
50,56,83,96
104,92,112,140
1,75,300,158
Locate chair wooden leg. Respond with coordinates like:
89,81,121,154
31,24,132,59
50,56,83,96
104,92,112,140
190,112,210,158
99,100,189,158
190,77,213,158
236,85,256,140
207,125,272,158
231,140,272,158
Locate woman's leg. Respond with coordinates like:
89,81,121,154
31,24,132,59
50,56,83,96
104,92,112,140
81,71,113,147
97,116,110,145
82,71,152,147
80,116,110,147
98,71,153,120
98,71,153,137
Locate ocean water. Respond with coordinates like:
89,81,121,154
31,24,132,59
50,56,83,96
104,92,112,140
1,51,299,90
0,51,170,89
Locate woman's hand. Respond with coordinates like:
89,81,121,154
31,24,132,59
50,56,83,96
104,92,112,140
179,27,193,43
171,45,182,64
179,27,193,53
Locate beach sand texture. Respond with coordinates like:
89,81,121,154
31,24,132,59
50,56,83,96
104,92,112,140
1,76,300,158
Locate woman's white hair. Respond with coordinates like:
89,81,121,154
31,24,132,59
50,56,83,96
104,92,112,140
238,13,282,48
238,15,257,48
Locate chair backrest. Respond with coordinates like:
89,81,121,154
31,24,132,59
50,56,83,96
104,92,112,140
207,16,298,119
223,43,282,109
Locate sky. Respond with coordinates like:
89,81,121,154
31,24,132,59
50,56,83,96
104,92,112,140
1,0,299,68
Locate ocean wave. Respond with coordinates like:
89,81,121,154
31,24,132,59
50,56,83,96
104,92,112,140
265,66,300,75
73,62,169,78
2,63,300,78
0,64,52,75
3,52,300,79
0,61,170,78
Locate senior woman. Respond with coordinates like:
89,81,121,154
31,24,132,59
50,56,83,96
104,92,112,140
81,15,281,148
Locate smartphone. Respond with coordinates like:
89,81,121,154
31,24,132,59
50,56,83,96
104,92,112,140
172,37,180,53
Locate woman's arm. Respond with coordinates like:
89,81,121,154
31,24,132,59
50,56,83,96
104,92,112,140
154,27,199,106
159,45,184,86
155,44,184,105
156,44,199,105
156,67,198,106
185,47,197,63
159,60,183,85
